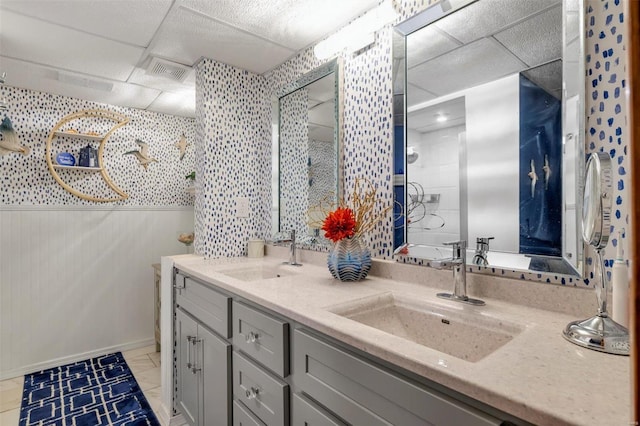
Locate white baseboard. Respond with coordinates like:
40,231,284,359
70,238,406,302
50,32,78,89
0,338,155,381
169,413,187,426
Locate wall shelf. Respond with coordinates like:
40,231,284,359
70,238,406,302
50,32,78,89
45,109,130,203
53,165,104,172
53,131,104,141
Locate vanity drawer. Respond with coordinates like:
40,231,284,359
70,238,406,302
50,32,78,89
233,400,266,426
233,301,289,377
292,393,346,426
176,273,231,338
293,329,501,426
233,351,289,426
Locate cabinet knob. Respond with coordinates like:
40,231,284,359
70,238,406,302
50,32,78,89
246,331,260,344
245,386,260,399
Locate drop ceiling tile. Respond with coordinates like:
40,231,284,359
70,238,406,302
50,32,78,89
150,7,295,73
0,10,143,81
406,83,436,109
408,96,466,133
0,0,172,47
434,0,561,44
308,125,333,142
494,6,562,67
407,25,462,68
307,76,334,103
408,38,525,97
521,59,562,99
147,91,196,118
309,101,335,128
182,0,378,51
0,56,161,111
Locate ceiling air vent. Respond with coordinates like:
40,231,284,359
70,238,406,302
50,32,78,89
146,57,191,83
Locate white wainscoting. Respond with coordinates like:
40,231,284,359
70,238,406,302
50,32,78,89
0,207,194,379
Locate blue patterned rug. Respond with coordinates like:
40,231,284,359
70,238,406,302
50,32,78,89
19,352,161,426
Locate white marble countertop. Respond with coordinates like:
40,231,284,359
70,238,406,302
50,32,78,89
171,254,630,426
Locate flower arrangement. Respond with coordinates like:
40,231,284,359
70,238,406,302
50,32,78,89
309,178,391,243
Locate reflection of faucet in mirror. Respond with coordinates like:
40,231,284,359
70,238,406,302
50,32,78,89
472,237,494,266
432,240,485,306
276,230,303,267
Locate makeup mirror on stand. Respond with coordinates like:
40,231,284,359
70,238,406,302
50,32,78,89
563,152,629,355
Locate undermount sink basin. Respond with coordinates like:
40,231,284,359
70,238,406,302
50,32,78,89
218,264,298,282
329,293,523,362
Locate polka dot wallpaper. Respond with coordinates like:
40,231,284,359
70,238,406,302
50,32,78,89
194,59,272,258
192,0,629,289
584,0,629,286
0,86,196,206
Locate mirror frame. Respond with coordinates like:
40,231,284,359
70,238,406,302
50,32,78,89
392,0,586,279
272,58,344,246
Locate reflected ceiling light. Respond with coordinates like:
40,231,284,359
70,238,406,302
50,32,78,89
436,115,448,122
314,0,397,60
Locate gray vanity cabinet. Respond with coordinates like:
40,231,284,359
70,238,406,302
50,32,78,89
173,270,522,426
176,308,232,426
291,394,345,426
175,272,232,426
292,329,502,426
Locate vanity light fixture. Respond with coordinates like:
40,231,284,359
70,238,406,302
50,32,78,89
314,0,397,60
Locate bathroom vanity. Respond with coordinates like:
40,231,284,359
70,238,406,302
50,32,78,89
165,254,630,426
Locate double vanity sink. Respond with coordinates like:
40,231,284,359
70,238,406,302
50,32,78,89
218,262,522,363
168,254,630,426
329,292,522,363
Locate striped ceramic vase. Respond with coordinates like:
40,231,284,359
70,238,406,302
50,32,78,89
327,235,371,281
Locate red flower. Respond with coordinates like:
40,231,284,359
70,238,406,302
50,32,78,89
322,207,356,242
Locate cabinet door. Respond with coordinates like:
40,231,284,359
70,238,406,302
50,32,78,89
233,352,289,425
232,301,289,377
199,324,232,426
292,393,346,426
293,329,501,426
176,309,200,426
233,400,266,426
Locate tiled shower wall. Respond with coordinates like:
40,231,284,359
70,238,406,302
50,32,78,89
194,0,630,289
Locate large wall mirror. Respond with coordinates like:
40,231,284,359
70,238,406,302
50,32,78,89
272,59,343,246
393,0,585,277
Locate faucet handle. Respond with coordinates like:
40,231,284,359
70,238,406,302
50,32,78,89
476,237,494,245
443,240,466,258
443,240,466,249
475,237,494,251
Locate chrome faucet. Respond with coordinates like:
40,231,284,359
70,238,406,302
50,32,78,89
283,230,302,266
472,237,494,266
431,240,485,306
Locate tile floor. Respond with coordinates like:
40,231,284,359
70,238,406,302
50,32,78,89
0,345,165,426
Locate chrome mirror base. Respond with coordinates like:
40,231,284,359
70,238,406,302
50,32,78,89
562,315,629,356
436,292,485,306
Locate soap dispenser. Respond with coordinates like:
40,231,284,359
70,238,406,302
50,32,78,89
611,230,629,328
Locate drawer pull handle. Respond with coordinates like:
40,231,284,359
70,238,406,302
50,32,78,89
245,386,260,400
246,331,260,343
187,336,202,373
186,335,195,368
